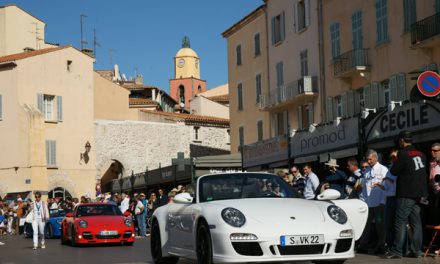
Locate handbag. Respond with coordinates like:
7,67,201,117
25,210,34,223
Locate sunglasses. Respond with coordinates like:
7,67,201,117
432,149,440,152
361,166,368,169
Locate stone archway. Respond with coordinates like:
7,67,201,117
48,187,73,200
47,173,77,198
100,160,124,193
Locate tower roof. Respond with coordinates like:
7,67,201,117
175,47,198,58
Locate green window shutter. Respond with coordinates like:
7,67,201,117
371,82,380,108
390,75,398,101
280,11,286,41
254,33,261,56
308,102,314,125
237,83,243,111
397,73,407,101
403,0,416,32
305,0,311,27
341,92,348,117
37,93,44,113
0,94,2,120
256,74,261,103
330,23,341,59
297,106,303,130
293,2,298,32
57,96,63,122
326,97,334,122
364,84,371,108
52,141,57,166
46,140,50,166
347,90,355,117
271,16,276,45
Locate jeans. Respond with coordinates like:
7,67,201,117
136,213,146,237
391,198,423,257
384,196,396,248
32,219,45,247
359,205,385,251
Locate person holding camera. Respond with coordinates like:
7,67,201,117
385,131,428,259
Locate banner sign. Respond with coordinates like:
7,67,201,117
290,117,359,158
243,136,288,168
365,101,440,142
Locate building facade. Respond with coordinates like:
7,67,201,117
0,46,96,199
222,5,270,156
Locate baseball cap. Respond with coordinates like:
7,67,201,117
398,130,412,142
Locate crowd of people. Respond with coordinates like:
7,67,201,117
1,130,438,256
275,131,440,258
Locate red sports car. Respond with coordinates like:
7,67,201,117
61,203,135,246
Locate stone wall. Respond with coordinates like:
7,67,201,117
94,120,230,178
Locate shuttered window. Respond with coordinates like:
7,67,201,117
238,127,244,151
257,121,263,142
326,97,334,122
397,73,407,101
276,62,284,87
300,50,308,76
376,0,389,43
37,93,44,113
437,0,440,13
254,33,261,56
272,11,285,45
57,96,63,122
352,11,363,50
256,74,262,103
381,80,391,107
236,45,242,66
46,140,57,167
330,23,341,59
295,0,310,31
298,106,303,130
237,83,243,111
371,82,380,108
403,0,416,32
335,96,343,117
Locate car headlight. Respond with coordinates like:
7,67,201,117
221,207,246,227
124,218,133,227
327,205,347,224
79,220,88,228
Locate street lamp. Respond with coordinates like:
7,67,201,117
130,170,135,195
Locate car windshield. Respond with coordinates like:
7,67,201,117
75,204,123,217
198,173,296,202
49,209,67,218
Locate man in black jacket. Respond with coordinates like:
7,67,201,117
385,131,428,259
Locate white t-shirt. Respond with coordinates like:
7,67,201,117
362,162,388,207
303,172,320,200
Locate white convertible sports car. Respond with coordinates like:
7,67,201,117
150,172,368,264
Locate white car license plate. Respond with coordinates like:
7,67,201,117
99,230,118,236
280,235,324,246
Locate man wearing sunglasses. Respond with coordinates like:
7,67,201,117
29,192,49,250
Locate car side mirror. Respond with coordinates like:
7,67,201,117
317,189,341,200
65,212,74,217
123,211,131,217
174,193,193,204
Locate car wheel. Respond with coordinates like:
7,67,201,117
197,222,213,264
61,225,68,245
150,220,179,264
45,224,53,239
71,227,77,247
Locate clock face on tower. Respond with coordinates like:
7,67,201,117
178,59,185,68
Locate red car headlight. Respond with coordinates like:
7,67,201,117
124,218,133,227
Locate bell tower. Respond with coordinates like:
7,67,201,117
170,36,206,110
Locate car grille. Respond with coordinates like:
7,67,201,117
335,238,352,253
277,244,325,255
232,242,263,256
96,234,121,239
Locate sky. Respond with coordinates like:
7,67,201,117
2,0,262,92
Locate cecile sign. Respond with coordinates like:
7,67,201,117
365,101,440,142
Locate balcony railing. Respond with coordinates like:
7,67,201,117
411,12,440,45
259,76,318,109
333,49,369,77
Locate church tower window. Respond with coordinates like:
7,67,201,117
179,85,185,103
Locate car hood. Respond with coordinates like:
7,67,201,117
77,216,125,227
208,198,326,223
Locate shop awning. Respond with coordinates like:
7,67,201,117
329,147,358,159
269,160,288,168
294,155,318,164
